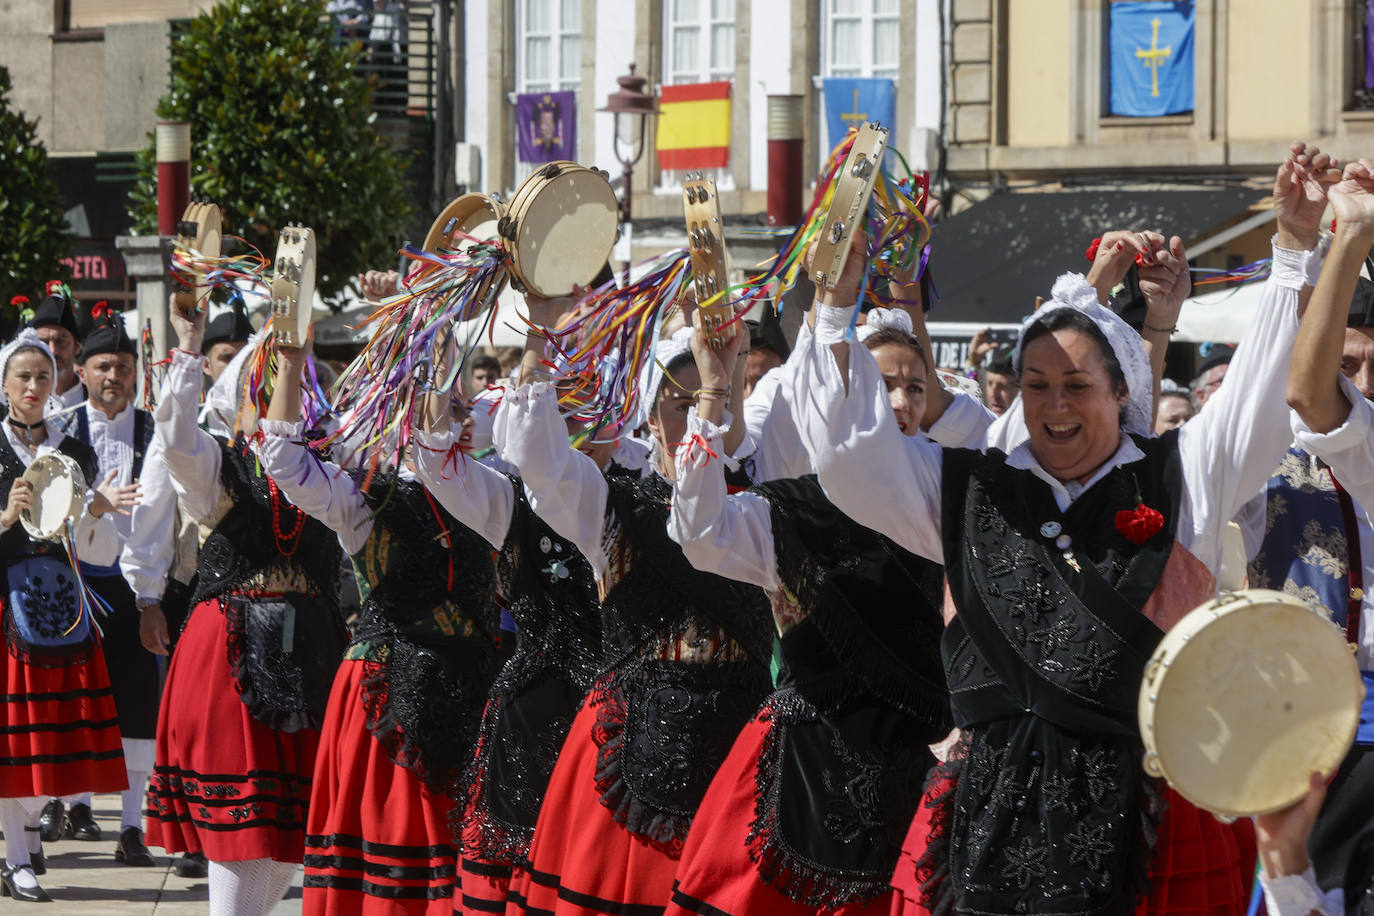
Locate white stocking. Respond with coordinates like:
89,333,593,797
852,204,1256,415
1,799,33,876
120,737,155,831
207,858,298,916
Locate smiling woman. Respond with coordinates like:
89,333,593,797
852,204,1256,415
786,143,1340,916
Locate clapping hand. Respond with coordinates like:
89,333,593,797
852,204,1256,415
1274,141,1342,250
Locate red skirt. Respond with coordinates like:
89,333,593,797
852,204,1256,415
665,715,895,916
504,694,681,916
145,598,319,863
0,628,126,797
890,776,1249,916
303,659,458,915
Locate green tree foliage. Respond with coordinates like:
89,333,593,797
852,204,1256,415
0,65,70,311
128,0,412,300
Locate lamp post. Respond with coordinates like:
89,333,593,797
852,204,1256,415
598,63,658,284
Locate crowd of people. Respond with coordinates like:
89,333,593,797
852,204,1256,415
0,139,1369,916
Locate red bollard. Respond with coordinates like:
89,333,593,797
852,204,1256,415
766,95,803,228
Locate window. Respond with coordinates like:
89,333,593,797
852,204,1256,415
658,0,736,190
515,0,581,170
1349,0,1374,110
821,0,900,80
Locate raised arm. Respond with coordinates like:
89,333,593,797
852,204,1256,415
257,337,373,556
1177,142,1337,571
157,293,224,522
788,234,945,562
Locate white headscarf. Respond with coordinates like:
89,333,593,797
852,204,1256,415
200,330,266,439
0,329,59,408
633,325,694,431
1012,272,1153,438
855,307,914,343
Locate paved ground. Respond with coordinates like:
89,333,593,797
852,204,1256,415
1,795,302,913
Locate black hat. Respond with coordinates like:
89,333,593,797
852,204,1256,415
204,293,255,350
27,282,80,340
1194,345,1235,379
1348,278,1374,328
747,306,790,360
981,345,1015,376
81,303,137,361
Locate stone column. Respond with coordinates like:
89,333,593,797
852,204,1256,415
115,234,173,405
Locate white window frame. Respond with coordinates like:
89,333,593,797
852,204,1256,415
816,0,900,168
514,0,581,174
656,0,737,193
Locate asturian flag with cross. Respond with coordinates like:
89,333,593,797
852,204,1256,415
1109,0,1195,117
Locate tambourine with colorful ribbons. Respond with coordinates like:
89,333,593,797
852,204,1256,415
270,224,318,349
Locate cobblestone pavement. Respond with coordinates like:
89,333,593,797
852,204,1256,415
0,795,302,913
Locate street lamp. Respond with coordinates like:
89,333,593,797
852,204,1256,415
598,63,658,283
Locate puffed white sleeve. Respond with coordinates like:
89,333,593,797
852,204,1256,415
121,435,177,601
413,428,517,550
154,350,223,523
1258,867,1342,916
255,419,373,556
1292,375,1374,504
926,389,998,449
1177,237,1314,573
669,408,779,591
70,495,120,567
786,306,945,563
745,320,814,483
493,381,609,576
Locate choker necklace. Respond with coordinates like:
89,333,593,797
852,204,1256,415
7,417,43,431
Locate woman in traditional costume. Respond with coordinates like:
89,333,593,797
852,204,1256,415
493,295,774,916
787,144,1335,915
407,335,601,915
144,299,346,916
254,332,506,914
664,308,951,916
0,329,137,902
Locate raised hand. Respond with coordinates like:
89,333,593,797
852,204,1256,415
1254,771,1326,878
689,307,747,395
169,291,207,354
1086,230,1161,305
1327,158,1374,235
358,270,401,302
1274,141,1341,250
92,469,141,518
1138,235,1190,326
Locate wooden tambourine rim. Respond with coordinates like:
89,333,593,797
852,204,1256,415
423,193,506,253
173,201,223,314
20,453,87,542
1137,588,1364,817
504,163,617,297
810,123,889,290
682,174,733,346
271,226,317,349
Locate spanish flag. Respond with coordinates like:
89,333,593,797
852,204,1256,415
656,81,730,170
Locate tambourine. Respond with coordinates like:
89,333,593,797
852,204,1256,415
172,200,223,315
424,192,505,253
1138,588,1365,817
271,224,317,349
498,162,618,297
683,173,734,347
21,453,88,542
810,122,888,290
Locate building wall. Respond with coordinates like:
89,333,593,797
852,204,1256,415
1004,0,1072,148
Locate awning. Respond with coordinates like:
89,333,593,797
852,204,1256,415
928,187,1263,324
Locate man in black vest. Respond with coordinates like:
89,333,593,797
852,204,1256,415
38,311,159,867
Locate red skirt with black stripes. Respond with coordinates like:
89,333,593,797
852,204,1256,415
0,626,127,797
145,599,318,863
303,659,459,915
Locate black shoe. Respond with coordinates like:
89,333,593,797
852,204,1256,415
173,850,207,879
113,827,155,867
37,801,62,844
63,802,100,841
0,864,51,902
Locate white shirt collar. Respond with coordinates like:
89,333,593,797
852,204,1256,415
1005,434,1146,512
87,401,134,428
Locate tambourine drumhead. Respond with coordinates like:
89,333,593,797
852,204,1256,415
20,454,87,541
506,163,618,297
423,193,505,253
271,226,317,349
1138,589,1365,817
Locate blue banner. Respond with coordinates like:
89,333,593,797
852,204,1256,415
1109,1,1195,117
822,78,895,149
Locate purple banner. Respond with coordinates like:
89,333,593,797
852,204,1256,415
516,91,576,163
1366,0,1374,89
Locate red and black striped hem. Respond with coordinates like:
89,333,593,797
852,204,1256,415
303,832,456,901
520,865,668,916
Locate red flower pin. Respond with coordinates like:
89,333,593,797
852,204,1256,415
1115,503,1164,546
8,295,28,308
